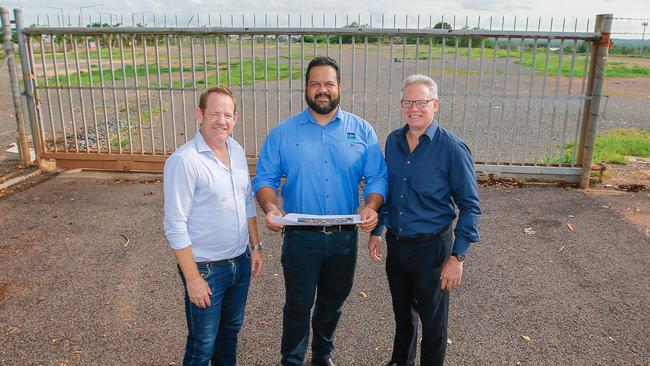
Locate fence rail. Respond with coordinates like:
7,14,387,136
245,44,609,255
4,9,613,185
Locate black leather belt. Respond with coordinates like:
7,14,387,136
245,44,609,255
387,225,451,243
284,225,357,235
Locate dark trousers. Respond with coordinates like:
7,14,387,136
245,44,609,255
179,251,251,366
385,228,453,366
280,229,358,366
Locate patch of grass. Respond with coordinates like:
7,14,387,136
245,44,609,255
43,57,302,87
518,56,650,78
547,128,650,165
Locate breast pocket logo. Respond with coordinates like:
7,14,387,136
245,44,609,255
346,132,356,141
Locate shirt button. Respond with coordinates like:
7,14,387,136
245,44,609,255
402,178,406,181
399,228,403,232
326,194,330,198
325,178,329,182
400,195,404,198
324,160,328,164
399,211,403,215
407,161,410,164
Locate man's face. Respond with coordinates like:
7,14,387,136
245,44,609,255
196,92,237,147
305,65,341,115
401,83,439,131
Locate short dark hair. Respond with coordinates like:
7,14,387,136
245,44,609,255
305,56,341,85
198,86,237,113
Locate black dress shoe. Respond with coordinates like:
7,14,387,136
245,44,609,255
310,357,337,366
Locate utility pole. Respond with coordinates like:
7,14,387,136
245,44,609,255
641,21,648,56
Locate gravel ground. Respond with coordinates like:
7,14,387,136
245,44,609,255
0,171,648,365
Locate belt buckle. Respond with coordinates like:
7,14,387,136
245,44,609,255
320,225,336,235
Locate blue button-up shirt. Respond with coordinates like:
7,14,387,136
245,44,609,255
374,121,481,255
253,108,388,215
163,131,256,262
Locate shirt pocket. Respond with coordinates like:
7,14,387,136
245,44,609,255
338,140,366,171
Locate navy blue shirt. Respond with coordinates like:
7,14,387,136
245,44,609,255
373,121,481,255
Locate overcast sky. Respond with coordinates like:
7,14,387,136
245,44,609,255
4,0,650,38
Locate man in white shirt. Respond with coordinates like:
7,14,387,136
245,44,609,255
163,86,264,366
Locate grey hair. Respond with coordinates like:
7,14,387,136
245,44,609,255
400,74,438,99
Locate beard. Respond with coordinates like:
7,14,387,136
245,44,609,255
305,92,340,115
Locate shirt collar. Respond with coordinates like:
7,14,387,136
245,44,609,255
396,120,439,141
193,129,231,153
299,107,343,125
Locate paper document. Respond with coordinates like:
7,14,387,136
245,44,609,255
271,213,362,226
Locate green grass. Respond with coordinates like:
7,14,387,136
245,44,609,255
548,128,650,165
42,58,303,87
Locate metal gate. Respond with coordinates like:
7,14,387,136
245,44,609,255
4,10,612,186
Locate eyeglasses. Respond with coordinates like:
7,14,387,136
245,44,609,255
400,99,436,108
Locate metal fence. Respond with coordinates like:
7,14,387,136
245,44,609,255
4,10,613,185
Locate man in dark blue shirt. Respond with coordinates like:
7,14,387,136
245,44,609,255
368,74,481,366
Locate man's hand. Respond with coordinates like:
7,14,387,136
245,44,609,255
440,256,464,291
186,276,212,308
367,235,383,262
358,206,378,232
264,207,284,232
251,249,264,276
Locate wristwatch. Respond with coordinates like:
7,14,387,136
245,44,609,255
249,243,264,251
451,253,466,262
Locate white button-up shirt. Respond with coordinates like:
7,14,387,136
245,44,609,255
163,131,256,262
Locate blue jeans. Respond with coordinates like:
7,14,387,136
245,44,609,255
280,229,358,366
179,250,251,366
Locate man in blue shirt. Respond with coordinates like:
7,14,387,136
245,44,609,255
254,56,388,366
367,74,481,366
164,86,264,366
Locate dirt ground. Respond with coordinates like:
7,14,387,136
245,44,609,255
0,170,648,366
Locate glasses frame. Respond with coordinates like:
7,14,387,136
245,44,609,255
400,98,437,109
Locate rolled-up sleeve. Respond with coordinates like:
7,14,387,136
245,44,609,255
163,154,196,250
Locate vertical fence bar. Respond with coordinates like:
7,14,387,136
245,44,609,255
533,40,552,165
96,34,111,154
509,35,526,164
237,33,245,149
559,26,579,167
49,30,69,152
143,34,155,153
39,35,57,153
545,38,566,164
495,37,513,164
107,35,122,154
179,34,189,142
72,37,89,152
16,9,43,165
578,14,612,188
62,35,79,152
166,34,178,150
155,34,166,154
252,31,259,154
448,37,459,130
1,8,31,165
131,34,144,153
118,35,133,154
